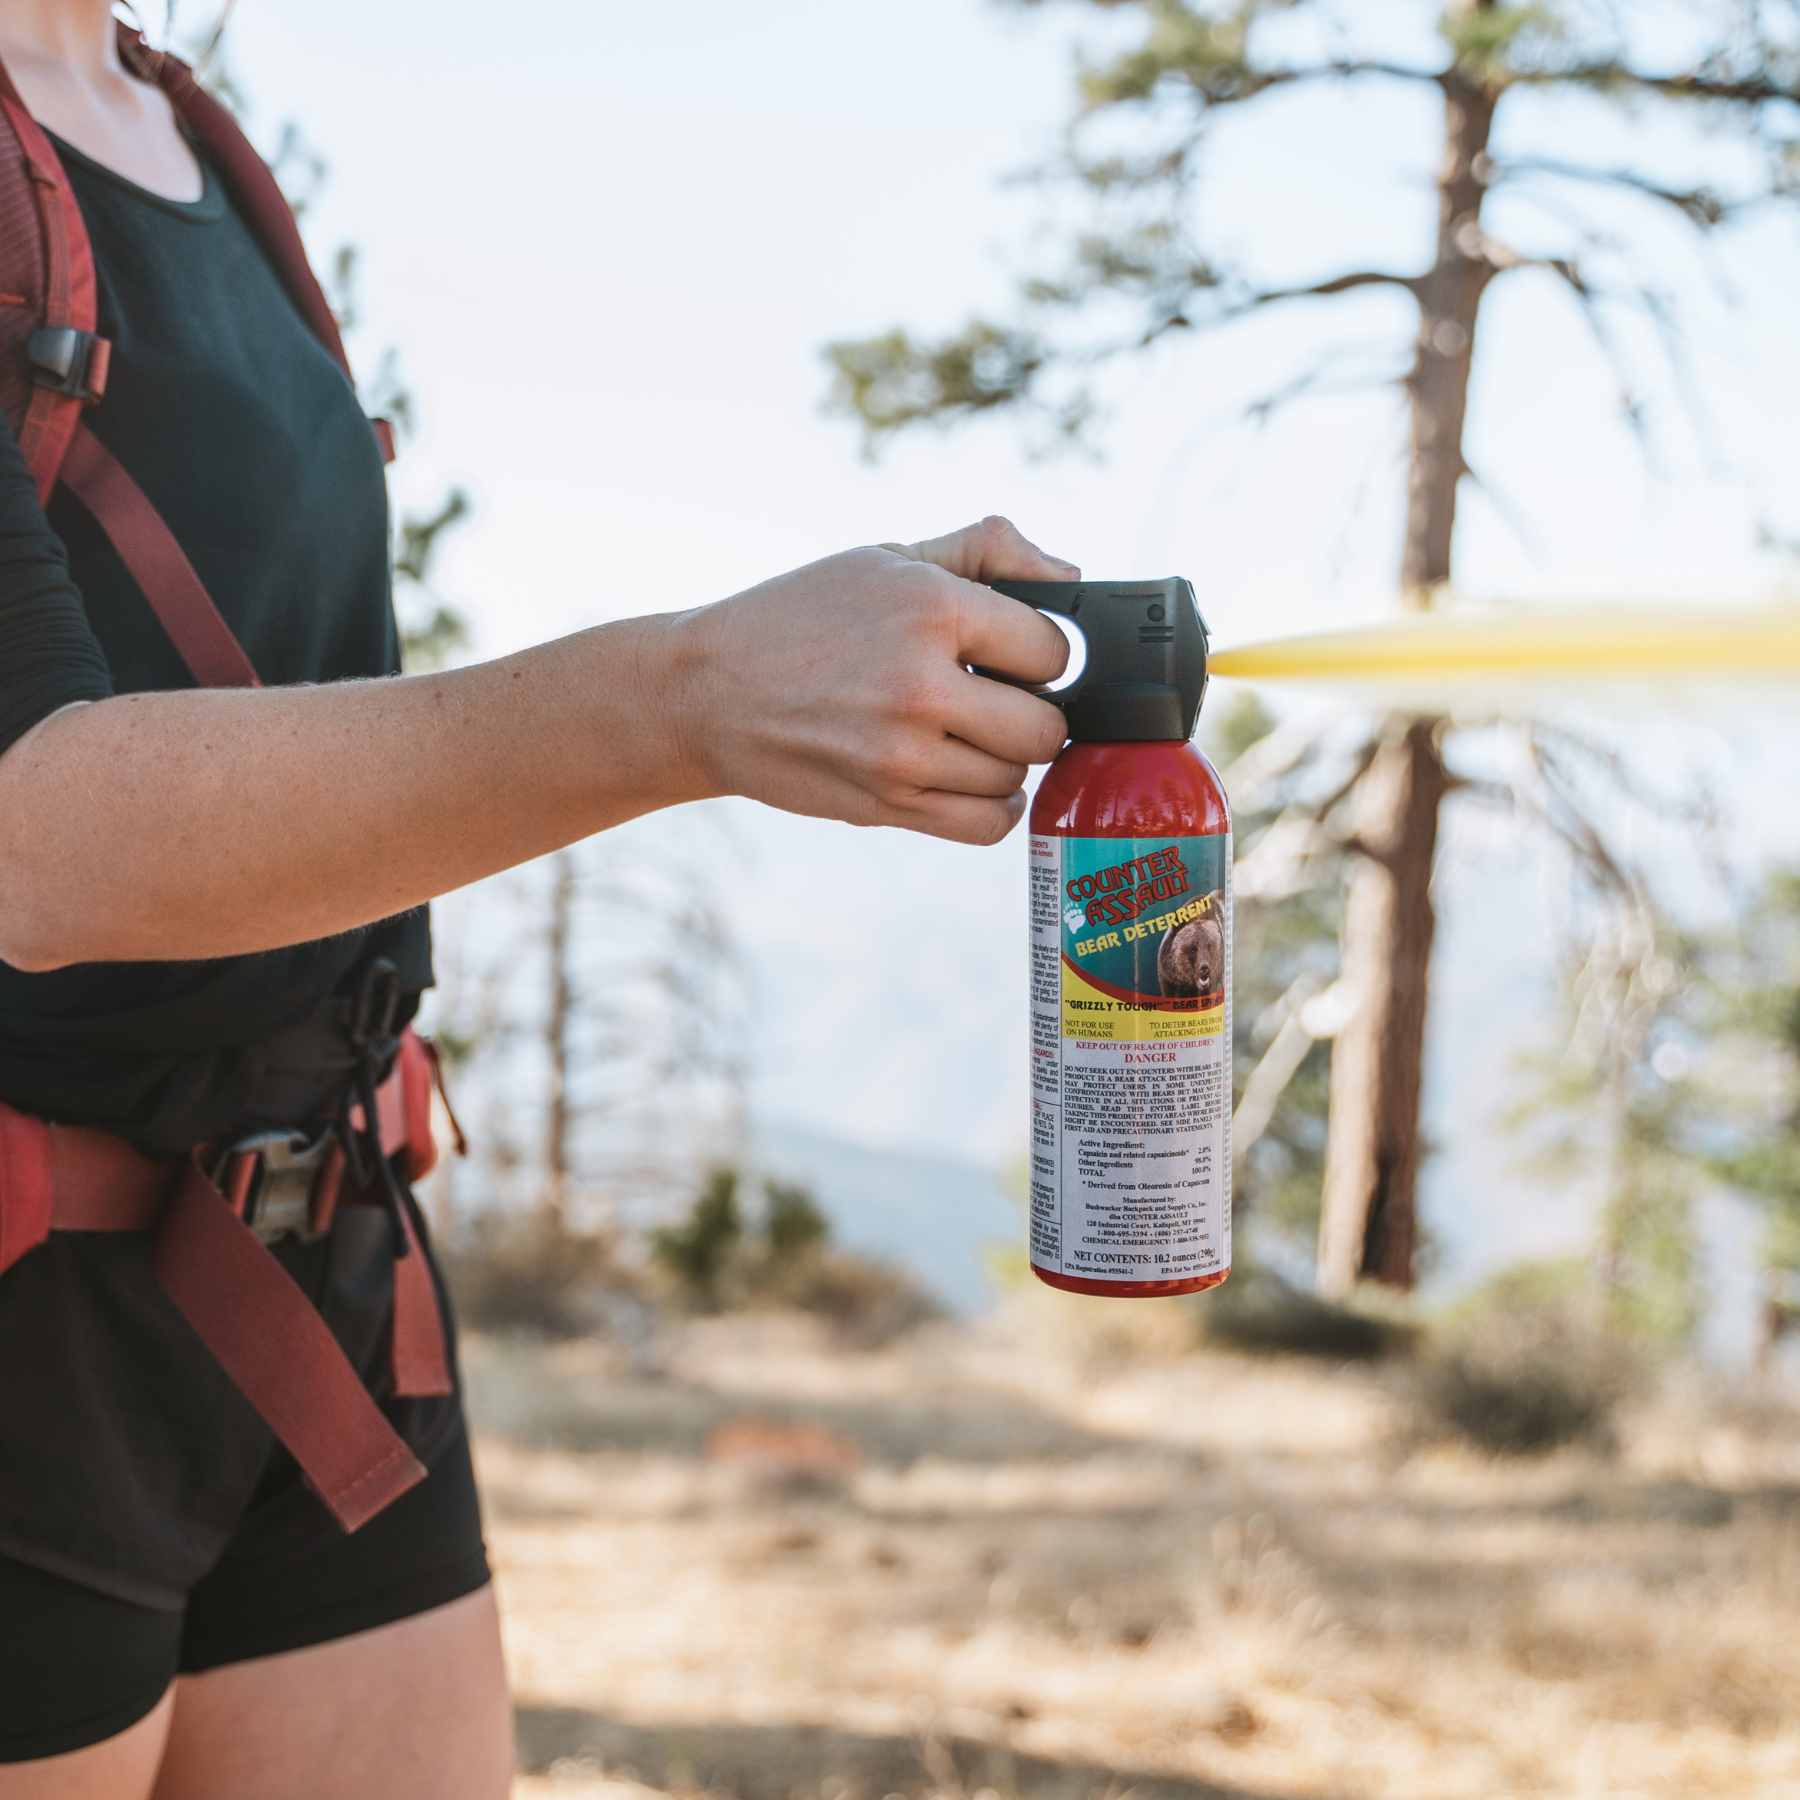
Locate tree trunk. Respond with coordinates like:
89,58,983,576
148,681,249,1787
1315,56,1496,1297
1317,721,1449,1290
545,851,575,1228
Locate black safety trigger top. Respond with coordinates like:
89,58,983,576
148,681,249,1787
988,576,1210,743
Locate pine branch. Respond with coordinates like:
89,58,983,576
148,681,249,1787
827,262,1417,450
1514,66,1800,107
1233,975,1331,1171
1237,353,1411,430
1279,60,1448,89
997,0,1447,97
1439,772,1516,809
1522,732,1639,902
1217,267,1425,320
1500,153,1763,316
1234,811,1355,901
1631,281,1721,469
1216,714,1331,811
1033,139,1199,197
1525,722,1706,827
1129,268,1420,358
1530,719,1729,893
1230,732,1381,891
1074,45,1445,112
1302,737,1381,828
1518,244,1722,471
820,322,1072,455
1493,156,1746,230
1455,452,1543,561
1040,234,1420,337
1485,245,1655,455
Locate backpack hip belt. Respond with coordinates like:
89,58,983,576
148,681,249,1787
0,1023,467,1533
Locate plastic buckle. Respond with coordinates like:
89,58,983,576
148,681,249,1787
344,956,402,1057
207,1125,337,1246
25,327,109,403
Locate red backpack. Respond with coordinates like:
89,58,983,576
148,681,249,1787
0,25,464,1534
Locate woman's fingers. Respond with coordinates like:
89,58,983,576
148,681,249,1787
873,787,1028,846
908,735,1029,800
888,513,1079,586
886,513,1075,689
939,666,1069,766
953,578,1071,686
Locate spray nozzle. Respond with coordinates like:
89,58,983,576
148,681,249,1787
987,576,1210,743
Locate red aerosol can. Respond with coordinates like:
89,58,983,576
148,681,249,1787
992,577,1229,1298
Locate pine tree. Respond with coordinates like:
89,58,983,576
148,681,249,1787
1514,866,1800,1359
824,0,1800,1294
1688,872,1800,1368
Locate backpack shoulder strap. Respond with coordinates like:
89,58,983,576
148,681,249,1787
0,57,109,503
61,425,262,687
126,28,396,465
0,33,387,693
0,38,258,688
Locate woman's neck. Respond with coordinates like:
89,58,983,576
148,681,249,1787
0,2,126,79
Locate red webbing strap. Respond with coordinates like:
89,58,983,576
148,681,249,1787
421,1036,471,1159
45,1123,168,1230
123,31,395,465
60,425,261,688
357,1030,452,1397
152,1156,427,1530
396,1031,437,1182
390,1190,453,1398
0,86,101,502
130,34,354,387
0,1103,52,1279
295,1029,453,1400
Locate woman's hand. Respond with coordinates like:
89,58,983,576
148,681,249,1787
660,515,1077,844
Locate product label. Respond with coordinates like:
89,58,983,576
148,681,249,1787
1029,831,1232,1285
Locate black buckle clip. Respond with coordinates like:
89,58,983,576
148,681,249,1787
338,955,414,1259
344,955,402,1057
207,1124,338,1246
26,326,108,403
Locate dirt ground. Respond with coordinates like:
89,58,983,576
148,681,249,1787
463,1297,1800,1800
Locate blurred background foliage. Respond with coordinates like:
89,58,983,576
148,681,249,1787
210,0,1800,1445
177,2,1800,1790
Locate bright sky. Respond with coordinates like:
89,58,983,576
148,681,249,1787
213,0,1800,1290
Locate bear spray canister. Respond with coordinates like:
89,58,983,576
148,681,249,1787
992,577,1230,1299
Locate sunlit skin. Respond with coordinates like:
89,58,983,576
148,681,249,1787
0,4,1080,1796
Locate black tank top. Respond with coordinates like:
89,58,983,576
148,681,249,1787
0,120,433,1152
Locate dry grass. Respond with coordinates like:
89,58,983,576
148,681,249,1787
471,1301,1800,1800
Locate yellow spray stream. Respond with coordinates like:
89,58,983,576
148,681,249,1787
1207,606,1800,685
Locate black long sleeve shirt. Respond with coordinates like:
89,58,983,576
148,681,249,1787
0,124,432,1153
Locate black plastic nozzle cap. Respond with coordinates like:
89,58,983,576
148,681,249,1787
987,577,1210,743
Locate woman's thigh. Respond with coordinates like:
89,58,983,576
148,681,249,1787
0,1691,171,1800
0,1549,179,1793
153,1585,512,1800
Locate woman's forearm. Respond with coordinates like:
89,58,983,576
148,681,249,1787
0,613,700,971
0,517,1087,974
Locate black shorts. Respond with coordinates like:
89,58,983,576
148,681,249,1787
0,1193,491,1765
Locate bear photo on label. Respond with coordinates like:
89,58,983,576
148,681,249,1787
1157,891,1225,1000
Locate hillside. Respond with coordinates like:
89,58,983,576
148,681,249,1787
464,1303,1800,1799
